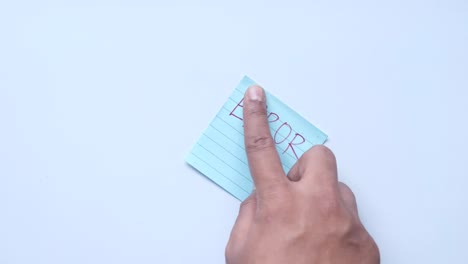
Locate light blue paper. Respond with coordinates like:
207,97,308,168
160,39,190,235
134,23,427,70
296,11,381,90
186,76,328,201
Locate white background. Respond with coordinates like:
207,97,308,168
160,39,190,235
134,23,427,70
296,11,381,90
1,1,467,263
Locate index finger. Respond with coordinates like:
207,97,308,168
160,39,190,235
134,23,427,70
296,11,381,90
243,85,287,193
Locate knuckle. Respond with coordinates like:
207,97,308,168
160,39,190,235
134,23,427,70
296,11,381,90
348,229,381,262
225,241,235,260
308,144,336,162
370,238,381,262
338,182,356,201
301,145,337,178
338,182,353,194
245,135,275,153
240,193,256,209
365,236,381,262
325,209,356,238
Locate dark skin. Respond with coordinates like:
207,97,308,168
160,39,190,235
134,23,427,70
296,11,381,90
225,85,380,264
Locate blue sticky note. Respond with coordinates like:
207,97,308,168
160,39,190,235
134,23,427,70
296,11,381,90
186,76,328,201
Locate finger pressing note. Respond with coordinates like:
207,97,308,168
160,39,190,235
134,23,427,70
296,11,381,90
243,85,287,194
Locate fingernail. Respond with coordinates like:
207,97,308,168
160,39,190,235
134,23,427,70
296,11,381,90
246,85,264,102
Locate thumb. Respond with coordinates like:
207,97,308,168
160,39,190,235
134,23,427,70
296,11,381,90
338,182,358,215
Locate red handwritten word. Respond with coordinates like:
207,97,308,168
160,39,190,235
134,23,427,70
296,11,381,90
229,98,306,159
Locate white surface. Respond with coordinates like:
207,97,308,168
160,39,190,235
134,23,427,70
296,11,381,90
1,1,467,263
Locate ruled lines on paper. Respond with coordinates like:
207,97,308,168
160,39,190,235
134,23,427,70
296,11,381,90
186,76,328,201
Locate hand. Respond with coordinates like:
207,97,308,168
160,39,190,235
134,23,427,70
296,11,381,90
225,85,380,264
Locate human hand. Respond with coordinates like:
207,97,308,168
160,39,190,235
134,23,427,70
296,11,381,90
225,85,380,264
